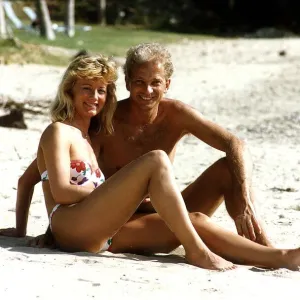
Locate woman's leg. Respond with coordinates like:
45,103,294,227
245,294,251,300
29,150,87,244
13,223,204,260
53,150,234,270
110,212,300,271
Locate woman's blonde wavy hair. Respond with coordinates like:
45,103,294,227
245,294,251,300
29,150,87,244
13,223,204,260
50,55,118,135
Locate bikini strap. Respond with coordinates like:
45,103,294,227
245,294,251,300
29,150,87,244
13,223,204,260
41,170,49,181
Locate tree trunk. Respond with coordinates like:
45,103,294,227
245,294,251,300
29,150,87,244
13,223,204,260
36,0,56,40
65,0,75,37
229,0,235,10
0,0,7,39
98,0,107,26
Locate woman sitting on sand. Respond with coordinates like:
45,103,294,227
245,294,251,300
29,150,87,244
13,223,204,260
1,54,300,271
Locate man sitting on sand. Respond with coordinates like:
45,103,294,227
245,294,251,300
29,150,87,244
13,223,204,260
95,42,271,246
2,42,271,247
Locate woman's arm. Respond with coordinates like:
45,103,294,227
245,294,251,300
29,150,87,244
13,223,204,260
40,123,95,205
0,159,41,237
16,159,40,236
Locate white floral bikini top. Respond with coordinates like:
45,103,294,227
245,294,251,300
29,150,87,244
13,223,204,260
41,160,105,188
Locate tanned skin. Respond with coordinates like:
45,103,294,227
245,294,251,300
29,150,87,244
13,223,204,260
94,60,271,246
1,60,272,250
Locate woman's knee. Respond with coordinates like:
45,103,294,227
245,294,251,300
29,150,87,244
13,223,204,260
144,150,170,169
189,212,211,224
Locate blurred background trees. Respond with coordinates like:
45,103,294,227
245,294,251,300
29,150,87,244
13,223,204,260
0,0,8,39
3,0,300,36
35,0,55,40
51,0,300,34
65,0,75,37
97,0,106,26
0,0,299,65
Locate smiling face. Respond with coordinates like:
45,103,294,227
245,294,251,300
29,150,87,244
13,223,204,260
72,78,108,119
126,60,170,111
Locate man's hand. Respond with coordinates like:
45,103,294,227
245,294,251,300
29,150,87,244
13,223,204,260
234,202,262,241
0,227,25,238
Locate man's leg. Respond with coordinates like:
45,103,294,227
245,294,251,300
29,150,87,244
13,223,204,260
181,157,272,247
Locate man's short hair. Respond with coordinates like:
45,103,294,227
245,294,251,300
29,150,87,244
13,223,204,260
123,43,174,80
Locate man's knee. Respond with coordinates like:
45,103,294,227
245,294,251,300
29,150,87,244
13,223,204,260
216,157,229,172
215,157,232,188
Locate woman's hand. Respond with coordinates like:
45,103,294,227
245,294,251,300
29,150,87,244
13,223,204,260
0,227,25,237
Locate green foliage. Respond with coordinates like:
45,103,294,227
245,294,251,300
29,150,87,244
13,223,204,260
10,0,300,34
0,37,69,65
0,25,210,65
11,25,207,58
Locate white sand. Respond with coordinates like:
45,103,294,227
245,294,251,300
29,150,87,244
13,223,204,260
0,38,300,299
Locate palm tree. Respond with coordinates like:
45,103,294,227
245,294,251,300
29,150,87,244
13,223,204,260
98,0,107,26
65,0,75,37
36,0,56,40
0,0,7,39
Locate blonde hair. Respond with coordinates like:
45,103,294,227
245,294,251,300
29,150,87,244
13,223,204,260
123,43,174,80
51,55,118,135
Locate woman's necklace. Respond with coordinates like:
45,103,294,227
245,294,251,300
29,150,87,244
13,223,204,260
83,132,89,139
81,130,89,139
71,122,89,139
80,129,89,139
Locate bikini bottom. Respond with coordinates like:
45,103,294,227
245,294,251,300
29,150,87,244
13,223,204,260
49,204,112,252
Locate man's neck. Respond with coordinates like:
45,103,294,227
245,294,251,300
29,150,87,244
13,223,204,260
127,101,160,126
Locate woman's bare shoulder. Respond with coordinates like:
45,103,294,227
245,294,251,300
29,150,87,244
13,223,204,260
40,122,71,144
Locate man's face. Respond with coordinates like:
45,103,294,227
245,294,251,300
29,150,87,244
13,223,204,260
126,60,170,111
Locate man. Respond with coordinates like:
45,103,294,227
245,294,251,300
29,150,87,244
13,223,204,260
1,43,271,247
95,43,270,246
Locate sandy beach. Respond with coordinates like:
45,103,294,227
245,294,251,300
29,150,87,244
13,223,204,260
0,38,299,299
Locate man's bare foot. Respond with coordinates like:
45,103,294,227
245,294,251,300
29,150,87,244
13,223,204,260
185,250,237,271
283,248,300,271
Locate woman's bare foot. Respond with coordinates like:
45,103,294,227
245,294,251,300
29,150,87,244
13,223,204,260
283,248,300,271
186,250,237,271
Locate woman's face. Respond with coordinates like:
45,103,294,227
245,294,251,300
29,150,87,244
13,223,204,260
72,78,108,119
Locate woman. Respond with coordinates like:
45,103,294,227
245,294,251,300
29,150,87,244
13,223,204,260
32,54,233,270
1,55,300,271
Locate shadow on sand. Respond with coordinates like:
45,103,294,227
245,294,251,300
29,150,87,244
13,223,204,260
0,235,187,265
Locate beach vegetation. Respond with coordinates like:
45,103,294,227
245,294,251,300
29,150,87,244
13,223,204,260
0,25,210,65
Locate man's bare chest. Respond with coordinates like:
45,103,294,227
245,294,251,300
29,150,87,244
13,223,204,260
100,123,180,176
122,123,169,148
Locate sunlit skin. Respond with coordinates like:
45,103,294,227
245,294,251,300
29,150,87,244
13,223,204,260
125,61,170,117
2,58,300,271
96,61,177,177
70,79,107,134
96,60,270,245
36,73,238,270
90,60,300,270
41,78,109,216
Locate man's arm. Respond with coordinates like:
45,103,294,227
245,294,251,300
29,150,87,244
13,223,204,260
174,101,261,239
0,159,40,237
